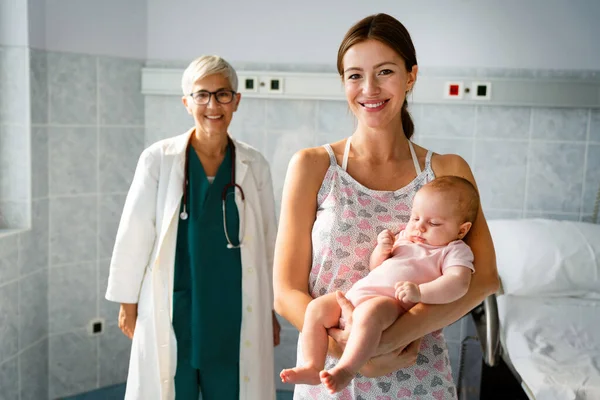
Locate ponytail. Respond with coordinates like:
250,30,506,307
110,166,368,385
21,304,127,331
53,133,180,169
401,100,414,139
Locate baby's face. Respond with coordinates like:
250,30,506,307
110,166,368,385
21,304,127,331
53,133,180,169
404,188,468,246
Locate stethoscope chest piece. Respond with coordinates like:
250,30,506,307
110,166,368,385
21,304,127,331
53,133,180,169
180,210,188,220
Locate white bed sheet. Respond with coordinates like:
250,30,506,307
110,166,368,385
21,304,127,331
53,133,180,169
497,295,600,400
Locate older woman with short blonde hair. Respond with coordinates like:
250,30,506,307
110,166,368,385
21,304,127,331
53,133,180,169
106,55,280,400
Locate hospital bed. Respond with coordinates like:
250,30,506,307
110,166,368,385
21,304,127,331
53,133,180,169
473,218,600,400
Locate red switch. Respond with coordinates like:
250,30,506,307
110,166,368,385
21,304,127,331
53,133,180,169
449,84,460,96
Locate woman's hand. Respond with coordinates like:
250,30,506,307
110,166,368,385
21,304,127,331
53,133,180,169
359,337,422,378
272,311,281,347
118,303,138,339
326,291,355,349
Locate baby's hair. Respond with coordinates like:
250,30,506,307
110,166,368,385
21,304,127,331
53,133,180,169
421,176,480,223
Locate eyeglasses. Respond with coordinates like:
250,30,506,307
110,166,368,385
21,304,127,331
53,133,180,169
189,89,236,105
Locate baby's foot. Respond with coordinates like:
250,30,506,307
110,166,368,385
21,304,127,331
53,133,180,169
280,366,321,385
319,367,354,394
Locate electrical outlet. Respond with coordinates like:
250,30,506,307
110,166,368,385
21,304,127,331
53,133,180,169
88,318,105,336
266,77,283,94
472,81,491,100
240,77,258,93
444,81,464,99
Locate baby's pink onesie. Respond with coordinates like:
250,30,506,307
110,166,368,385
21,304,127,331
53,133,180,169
345,232,474,308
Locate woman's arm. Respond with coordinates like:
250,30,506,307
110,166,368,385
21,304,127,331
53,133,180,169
105,148,160,304
273,148,329,331
376,154,499,356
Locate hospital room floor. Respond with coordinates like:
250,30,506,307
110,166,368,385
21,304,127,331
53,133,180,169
480,358,529,400
62,384,294,399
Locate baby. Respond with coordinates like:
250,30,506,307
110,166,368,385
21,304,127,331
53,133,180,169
280,175,479,393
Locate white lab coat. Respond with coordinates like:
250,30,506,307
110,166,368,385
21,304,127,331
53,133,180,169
105,128,277,400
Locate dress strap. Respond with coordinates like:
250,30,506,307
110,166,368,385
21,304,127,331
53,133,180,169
425,149,433,171
322,144,338,166
342,137,352,172
408,141,421,175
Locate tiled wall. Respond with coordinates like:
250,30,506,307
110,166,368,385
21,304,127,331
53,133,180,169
0,47,145,400
40,50,144,399
0,46,48,400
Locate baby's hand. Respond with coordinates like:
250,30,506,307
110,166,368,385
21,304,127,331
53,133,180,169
395,281,421,303
377,229,395,254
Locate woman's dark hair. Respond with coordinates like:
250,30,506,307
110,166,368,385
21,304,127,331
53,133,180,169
337,13,418,139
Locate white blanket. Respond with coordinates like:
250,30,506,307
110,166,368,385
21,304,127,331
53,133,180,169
497,295,600,400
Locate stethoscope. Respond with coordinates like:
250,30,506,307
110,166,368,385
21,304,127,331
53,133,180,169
179,136,245,249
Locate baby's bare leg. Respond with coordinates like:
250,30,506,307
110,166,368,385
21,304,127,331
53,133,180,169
320,296,401,394
280,292,342,385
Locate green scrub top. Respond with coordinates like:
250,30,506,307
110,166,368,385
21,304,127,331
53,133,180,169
173,143,242,369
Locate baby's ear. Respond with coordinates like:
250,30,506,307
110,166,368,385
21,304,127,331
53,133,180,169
457,222,472,239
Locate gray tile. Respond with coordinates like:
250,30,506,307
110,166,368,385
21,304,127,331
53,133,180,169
582,144,600,214
475,106,531,139
473,139,528,210
0,46,28,124
50,196,98,265
98,57,144,126
531,108,588,141
264,129,316,207
19,338,49,400
19,198,49,274
230,129,266,155
0,200,29,229
274,327,298,392
29,48,48,125
229,98,267,135
0,125,30,201
523,211,581,221
458,339,483,399
420,105,476,138
144,127,176,148
0,234,19,285
99,127,144,192
591,110,600,142
483,209,522,220
49,126,97,196
48,51,97,125
49,262,97,333
447,341,460,384
407,103,423,137
19,269,48,349
144,95,191,130
49,330,98,399
316,100,355,139
31,126,48,199
98,194,126,259
443,320,462,342
265,99,316,132
98,259,118,323
412,137,474,167
0,356,19,400
526,142,585,213
0,282,18,363
99,323,132,388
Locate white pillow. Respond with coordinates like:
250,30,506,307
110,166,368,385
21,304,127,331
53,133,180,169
488,218,600,298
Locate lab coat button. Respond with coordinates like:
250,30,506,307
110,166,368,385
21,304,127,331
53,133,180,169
244,340,251,347
163,379,168,384
244,376,250,382
247,267,254,274
246,306,252,313
161,343,167,347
